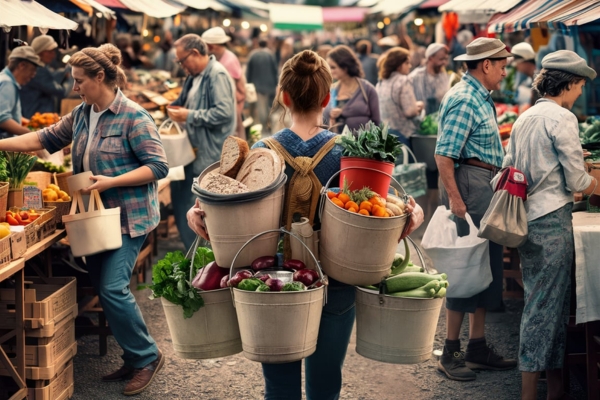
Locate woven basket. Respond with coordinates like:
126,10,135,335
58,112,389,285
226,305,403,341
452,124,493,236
0,182,8,218
54,171,73,193
26,171,52,189
44,200,70,228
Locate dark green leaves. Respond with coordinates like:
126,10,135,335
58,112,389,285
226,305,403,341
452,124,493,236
336,122,403,163
147,247,215,319
3,152,38,189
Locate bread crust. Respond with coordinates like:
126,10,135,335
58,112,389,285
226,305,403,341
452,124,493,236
220,136,250,178
236,148,282,191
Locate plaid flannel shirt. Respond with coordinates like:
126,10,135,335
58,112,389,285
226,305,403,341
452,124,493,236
37,90,169,237
435,73,504,168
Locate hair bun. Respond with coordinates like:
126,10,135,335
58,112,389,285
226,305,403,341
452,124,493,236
291,50,321,76
98,43,122,67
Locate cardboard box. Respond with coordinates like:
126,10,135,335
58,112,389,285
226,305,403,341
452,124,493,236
10,229,26,259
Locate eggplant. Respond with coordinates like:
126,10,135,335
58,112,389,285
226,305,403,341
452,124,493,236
265,278,284,292
282,259,306,271
251,256,276,271
192,261,229,291
293,269,319,287
228,270,254,288
257,274,271,282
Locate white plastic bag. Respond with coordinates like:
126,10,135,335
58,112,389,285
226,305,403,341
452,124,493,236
421,206,492,298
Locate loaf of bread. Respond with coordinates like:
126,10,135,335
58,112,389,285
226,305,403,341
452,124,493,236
236,148,284,191
200,171,249,194
219,136,250,178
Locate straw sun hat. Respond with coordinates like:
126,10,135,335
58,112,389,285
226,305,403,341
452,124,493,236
201,27,231,44
454,37,512,62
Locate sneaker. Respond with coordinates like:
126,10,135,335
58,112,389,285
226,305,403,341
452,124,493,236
465,343,517,371
437,350,476,381
123,350,165,396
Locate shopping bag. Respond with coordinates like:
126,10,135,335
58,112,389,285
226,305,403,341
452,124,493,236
421,206,492,298
478,167,528,248
245,83,258,104
392,146,427,198
158,119,195,168
62,190,122,257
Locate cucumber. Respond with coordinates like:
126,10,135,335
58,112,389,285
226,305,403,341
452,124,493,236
421,280,440,292
404,266,424,273
388,287,435,298
385,272,446,293
390,238,410,275
434,287,446,298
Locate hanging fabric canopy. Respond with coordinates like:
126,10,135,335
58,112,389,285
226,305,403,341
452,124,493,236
488,0,600,33
71,0,116,18
215,0,269,19
1,0,78,30
368,0,426,15
175,0,231,13
96,0,185,18
439,0,524,23
322,7,368,23
268,3,323,31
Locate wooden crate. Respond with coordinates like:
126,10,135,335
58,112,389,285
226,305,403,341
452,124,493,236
0,317,75,372
0,341,76,380
10,229,26,259
27,360,74,400
0,234,11,268
0,276,77,331
37,207,57,242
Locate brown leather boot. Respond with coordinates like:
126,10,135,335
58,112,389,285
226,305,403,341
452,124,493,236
102,365,134,382
123,351,165,396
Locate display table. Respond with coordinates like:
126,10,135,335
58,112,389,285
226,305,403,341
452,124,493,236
0,229,66,399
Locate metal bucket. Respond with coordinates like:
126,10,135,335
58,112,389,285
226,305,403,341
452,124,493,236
195,162,286,269
319,168,410,286
161,289,242,359
355,239,443,364
230,229,327,363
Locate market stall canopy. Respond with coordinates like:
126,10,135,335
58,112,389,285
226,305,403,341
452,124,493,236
488,0,600,33
96,0,185,18
176,0,231,13
368,0,426,15
322,7,368,23
419,0,450,8
1,0,78,30
216,0,269,19
269,3,323,31
439,0,524,24
71,0,116,18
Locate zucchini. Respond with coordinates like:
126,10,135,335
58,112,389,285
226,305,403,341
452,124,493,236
385,272,446,293
390,238,410,275
434,287,446,298
404,266,424,273
388,287,435,298
421,280,440,292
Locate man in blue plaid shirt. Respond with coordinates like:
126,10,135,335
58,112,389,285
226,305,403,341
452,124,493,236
435,38,517,381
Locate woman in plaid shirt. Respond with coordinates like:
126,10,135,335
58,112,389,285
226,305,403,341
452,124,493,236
0,43,168,396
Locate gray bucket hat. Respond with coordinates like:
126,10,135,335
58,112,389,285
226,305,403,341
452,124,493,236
8,46,44,67
454,37,512,62
541,50,597,80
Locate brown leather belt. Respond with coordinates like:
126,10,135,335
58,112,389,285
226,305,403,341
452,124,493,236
462,158,499,174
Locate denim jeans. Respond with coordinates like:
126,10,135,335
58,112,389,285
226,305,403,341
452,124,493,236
171,163,197,252
86,234,159,368
262,284,356,400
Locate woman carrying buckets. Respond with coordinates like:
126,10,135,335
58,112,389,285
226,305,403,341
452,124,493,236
0,43,169,396
188,50,424,399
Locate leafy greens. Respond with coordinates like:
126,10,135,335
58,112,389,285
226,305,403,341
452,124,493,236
336,122,403,163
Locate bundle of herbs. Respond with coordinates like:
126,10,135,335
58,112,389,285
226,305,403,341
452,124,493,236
336,122,403,163
0,153,8,183
146,246,215,318
3,152,37,189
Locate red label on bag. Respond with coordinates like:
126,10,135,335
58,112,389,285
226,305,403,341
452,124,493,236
495,167,528,201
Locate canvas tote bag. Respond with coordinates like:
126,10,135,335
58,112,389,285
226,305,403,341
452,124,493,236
159,118,195,168
422,206,492,298
477,167,528,248
62,189,122,257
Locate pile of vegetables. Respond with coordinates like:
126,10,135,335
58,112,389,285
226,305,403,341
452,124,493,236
0,153,7,183
363,239,448,299
30,159,66,174
147,247,215,318
326,180,406,218
336,122,403,163
419,112,439,136
4,152,37,190
230,256,321,292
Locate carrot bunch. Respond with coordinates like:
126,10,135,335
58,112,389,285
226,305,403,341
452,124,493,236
327,189,390,217
28,112,60,129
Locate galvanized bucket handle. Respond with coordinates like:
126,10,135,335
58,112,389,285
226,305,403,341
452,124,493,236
405,236,432,274
187,235,203,283
228,228,328,306
318,166,410,222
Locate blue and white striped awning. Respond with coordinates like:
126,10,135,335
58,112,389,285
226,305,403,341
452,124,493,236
488,0,600,33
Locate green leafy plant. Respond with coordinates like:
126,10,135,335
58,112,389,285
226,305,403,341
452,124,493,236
3,152,38,189
336,121,403,163
0,153,8,183
146,247,215,318
419,112,439,136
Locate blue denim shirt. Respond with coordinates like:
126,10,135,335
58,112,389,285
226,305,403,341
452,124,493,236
0,68,22,138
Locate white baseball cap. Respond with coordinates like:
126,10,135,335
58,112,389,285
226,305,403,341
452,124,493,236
201,27,231,45
511,42,535,62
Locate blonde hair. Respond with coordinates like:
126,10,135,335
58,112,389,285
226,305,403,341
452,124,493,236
68,43,127,88
273,50,332,121
379,47,410,80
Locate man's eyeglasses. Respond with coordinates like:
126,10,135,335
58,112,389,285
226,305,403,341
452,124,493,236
176,52,194,65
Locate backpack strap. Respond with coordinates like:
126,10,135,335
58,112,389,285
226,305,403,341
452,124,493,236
263,136,337,258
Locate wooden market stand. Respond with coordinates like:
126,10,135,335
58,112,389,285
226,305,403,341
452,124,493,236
0,229,66,399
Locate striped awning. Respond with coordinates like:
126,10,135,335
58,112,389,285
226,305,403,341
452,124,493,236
322,7,367,23
96,0,186,18
368,0,425,15
71,0,115,18
269,3,323,31
439,0,523,13
488,0,600,33
1,0,78,30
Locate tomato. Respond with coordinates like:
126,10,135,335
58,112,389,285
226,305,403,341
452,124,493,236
6,215,19,226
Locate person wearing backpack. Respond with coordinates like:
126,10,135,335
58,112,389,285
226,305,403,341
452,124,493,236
187,49,424,399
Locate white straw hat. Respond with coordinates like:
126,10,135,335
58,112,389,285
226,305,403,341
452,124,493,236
201,27,231,44
454,38,512,62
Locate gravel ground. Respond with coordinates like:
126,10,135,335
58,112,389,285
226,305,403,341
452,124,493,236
68,190,587,399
